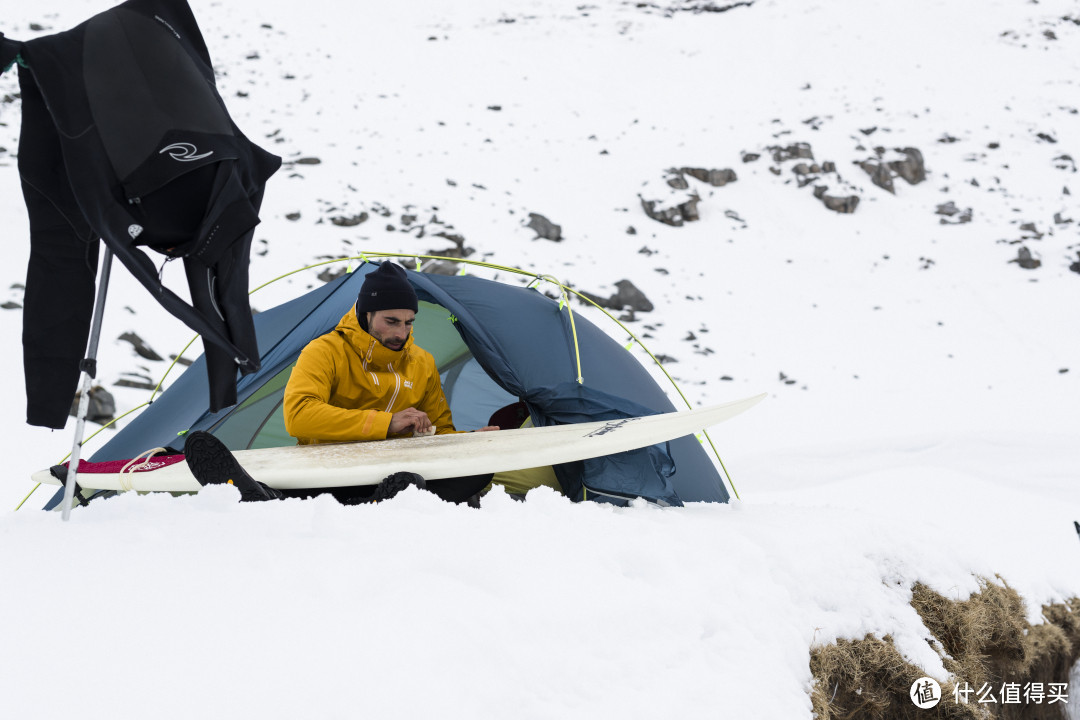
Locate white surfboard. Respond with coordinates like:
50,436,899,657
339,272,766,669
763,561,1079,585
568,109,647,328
32,393,765,493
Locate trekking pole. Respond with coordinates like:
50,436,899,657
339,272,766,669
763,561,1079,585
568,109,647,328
61,246,114,522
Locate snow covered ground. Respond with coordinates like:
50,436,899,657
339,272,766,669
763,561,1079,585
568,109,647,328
1,0,1079,717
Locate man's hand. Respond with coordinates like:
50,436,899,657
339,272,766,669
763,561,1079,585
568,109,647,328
473,426,500,432
389,407,432,435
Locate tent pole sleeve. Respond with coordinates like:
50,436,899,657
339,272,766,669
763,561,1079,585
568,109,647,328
61,246,113,522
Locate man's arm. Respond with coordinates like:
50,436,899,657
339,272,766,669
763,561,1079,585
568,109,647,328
415,363,499,433
417,364,458,435
283,342,392,443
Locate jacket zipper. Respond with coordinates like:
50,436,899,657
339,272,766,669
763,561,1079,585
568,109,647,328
385,360,402,412
362,339,378,386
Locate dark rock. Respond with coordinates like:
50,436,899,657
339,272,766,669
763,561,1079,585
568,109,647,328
331,212,368,227
945,210,972,224
69,386,116,426
581,280,654,313
1070,253,1080,275
114,376,158,391
1,301,21,310
822,161,836,173
694,2,754,13
1019,222,1043,238
679,196,700,222
1036,132,1058,143
769,143,814,163
821,194,860,213
937,201,973,224
682,167,737,186
318,266,347,283
627,226,637,235
889,147,926,185
421,260,461,276
119,332,164,361
433,231,468,252
401,258,460,275
640,194,701,227
1054,212,1072,225
611,280,653,312
285,211,301,221
1053,154,1076,172
428,244,474,260
293,157,322,165
170,354,194,367
526,213,562,241
859,160,895,193
665,171,690,190
741,152,760,163
1010,246,1041,269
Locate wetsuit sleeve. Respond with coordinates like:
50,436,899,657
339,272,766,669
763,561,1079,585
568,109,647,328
283,341,392,443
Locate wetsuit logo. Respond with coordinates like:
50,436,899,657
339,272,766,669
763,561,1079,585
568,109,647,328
160,142,214,162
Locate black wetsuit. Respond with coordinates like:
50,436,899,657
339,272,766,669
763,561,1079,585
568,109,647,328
3,0,280,428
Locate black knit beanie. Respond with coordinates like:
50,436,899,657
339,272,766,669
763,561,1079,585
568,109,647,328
356,262,418,315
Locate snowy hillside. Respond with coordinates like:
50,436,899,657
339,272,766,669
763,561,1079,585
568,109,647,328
1,1,1079,718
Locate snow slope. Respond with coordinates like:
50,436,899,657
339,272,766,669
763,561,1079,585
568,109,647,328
1,0,1079,717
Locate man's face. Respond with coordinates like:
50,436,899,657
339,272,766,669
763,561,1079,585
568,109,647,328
367,309,415,351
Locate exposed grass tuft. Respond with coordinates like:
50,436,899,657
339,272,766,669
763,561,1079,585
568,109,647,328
810,577,1080,720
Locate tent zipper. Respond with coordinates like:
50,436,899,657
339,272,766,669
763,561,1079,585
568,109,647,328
580,483,668,507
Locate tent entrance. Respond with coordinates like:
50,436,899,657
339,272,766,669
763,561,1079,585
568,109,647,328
209,300,516,450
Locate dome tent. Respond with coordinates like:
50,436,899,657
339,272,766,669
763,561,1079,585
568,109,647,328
47,260,732,508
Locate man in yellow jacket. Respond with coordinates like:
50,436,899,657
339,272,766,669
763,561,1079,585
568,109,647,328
282,262,497,503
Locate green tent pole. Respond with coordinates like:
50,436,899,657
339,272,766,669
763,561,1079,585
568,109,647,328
61,246,114,521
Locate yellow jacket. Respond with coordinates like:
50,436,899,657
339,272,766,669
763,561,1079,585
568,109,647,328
283,308,457,444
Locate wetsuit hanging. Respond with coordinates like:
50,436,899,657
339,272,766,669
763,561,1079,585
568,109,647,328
7,0,281,428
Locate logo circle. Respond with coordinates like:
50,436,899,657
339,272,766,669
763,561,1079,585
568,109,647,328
910,677,941,709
